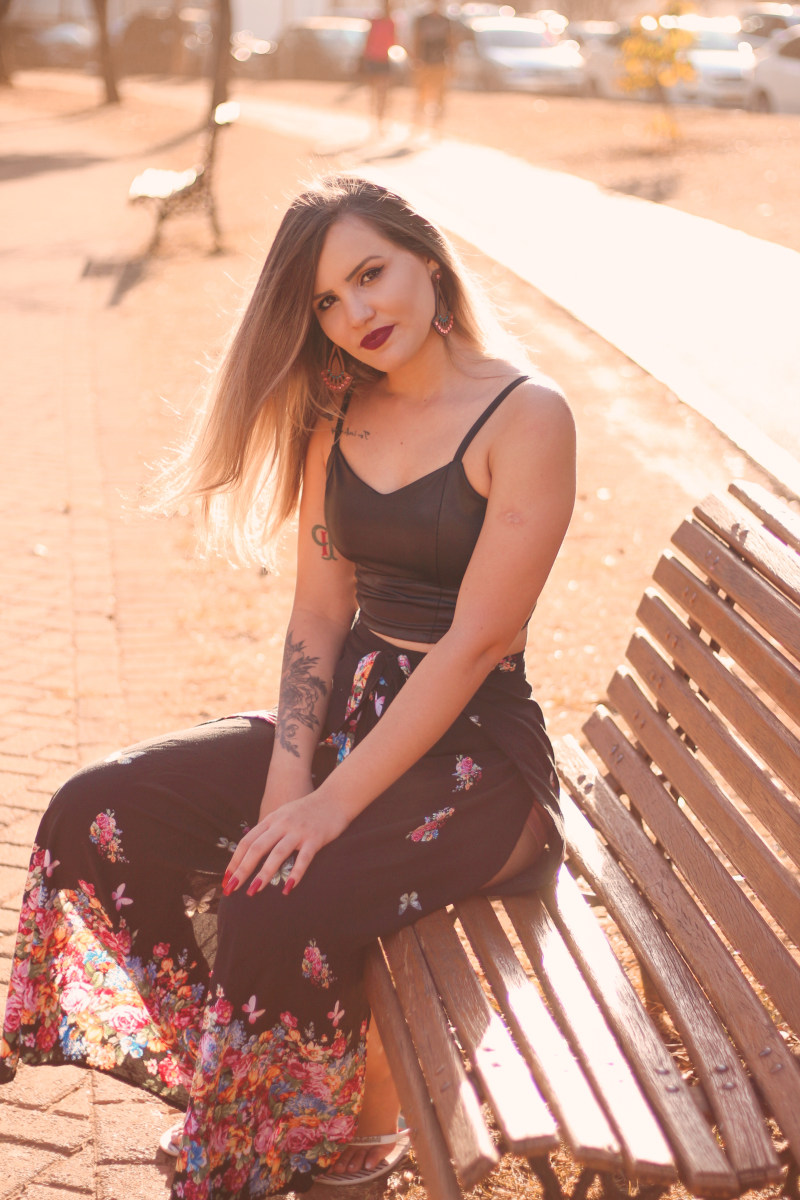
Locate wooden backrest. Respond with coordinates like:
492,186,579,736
552,481,800,1189
582,482,800,1013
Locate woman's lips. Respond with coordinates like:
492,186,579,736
360,325,394,350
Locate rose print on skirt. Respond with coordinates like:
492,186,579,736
452,755,482,792
301,940,336,989
406,807,455,843
89,809,128,863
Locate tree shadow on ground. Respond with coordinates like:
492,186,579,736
609,173,680,202
0,151,106,182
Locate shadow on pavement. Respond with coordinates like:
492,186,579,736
0,151,107,182
82,255,148,307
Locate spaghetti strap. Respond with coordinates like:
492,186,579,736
333,394,353,445
453,376,528,461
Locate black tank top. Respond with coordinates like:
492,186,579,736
324,376,528,643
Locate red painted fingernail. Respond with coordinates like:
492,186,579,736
247,879,262,897
222,875,239,896
222,869,232,889
282,879,295,896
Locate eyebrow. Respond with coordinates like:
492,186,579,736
312,256,380,302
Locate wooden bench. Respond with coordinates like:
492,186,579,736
128,101,238,254
364,479,800,1200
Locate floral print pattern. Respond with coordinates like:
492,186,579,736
453,754,482,792
171,993,367,1199
0,852,201,1098
495,655,518,673
301,940,336,989
89,809,128,863
406,806,455,843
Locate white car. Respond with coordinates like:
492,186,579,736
453,16,585,93
746,25,800,109
581,16,754,106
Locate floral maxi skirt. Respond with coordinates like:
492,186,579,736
0,621,563,1199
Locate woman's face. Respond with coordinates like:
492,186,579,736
313,215,439,373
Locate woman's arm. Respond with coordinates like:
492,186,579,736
226,382,575,895
256,421,357,821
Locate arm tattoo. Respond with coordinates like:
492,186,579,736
276,632,328,758
312,524,337,561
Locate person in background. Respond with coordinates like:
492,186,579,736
412,0,457,131
362,0,397,136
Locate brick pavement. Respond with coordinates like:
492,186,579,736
0,72,775,1200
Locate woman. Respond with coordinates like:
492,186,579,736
0,176,575,1198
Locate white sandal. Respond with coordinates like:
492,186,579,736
317,1126,412,1187
158,1117,185,1158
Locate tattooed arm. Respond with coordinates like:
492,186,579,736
256,421,356,822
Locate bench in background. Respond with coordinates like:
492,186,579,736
129,101,238,254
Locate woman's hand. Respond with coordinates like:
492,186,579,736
223,788,350,898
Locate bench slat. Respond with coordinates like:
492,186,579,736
547,867,740,1196
606,666,800,1011
364,943,463,1200
414,908,560,1157
555,740,781,1190
581,707,800,1162
625,623,800,887
503,892,677,1183
729,480,800,555
694,494,800,607
652,552,800,724
455,894,622,1170
671,520,800,661
637,589,800,803
380,925,499,1187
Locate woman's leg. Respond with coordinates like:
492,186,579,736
0,717,270,1097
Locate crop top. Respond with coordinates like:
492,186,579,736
324,376,528,643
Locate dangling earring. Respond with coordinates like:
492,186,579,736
431,269,453,337
321,343,353,393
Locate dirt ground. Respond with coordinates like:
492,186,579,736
2,69,798,1200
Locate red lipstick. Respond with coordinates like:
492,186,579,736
360,325,393,351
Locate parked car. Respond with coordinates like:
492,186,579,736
739,2,800,46
112,8,212,76
746,24,800,108
667,16,754,106
564,19,621,48
453,16,585,93
268,17,369,81
581,16,753,105
5,17,97,68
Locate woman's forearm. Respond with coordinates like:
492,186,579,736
317,628,503,820
264,606,353,802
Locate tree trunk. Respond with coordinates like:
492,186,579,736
0,0,14,86
91,0,120,105
209,0,232,117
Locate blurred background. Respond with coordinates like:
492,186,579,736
2,0,799,113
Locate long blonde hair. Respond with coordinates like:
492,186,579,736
159,174,508,566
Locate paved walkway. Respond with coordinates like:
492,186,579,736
0,73,780,1199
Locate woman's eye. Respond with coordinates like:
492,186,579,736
317,295,335,313
361,266,383,285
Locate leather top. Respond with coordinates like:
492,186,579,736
324,376,528,642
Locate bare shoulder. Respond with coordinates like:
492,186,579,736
495,374,574,449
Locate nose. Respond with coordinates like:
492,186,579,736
344,291,375,327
